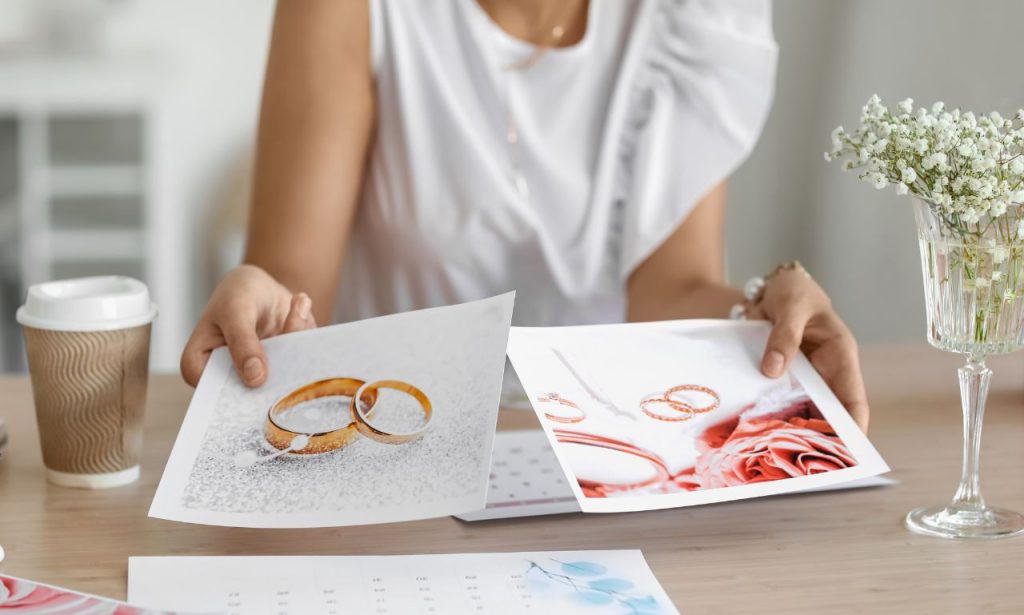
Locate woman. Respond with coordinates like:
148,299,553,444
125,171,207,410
180,0,869,430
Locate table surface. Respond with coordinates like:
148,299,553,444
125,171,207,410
1,344,1023,613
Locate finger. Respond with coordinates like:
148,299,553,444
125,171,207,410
180,321,222,387
220,312,268,387
281,292,315,334
744,304,766,320
810,335,870,433
814,355,870,433
762,307,811,378
847,399,870,433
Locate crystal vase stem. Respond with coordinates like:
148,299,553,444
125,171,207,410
952,359,989,513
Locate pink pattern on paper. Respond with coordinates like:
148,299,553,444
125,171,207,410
686,398,858,489
0,574,173,614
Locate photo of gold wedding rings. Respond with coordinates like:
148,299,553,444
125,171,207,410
352,380,433,444
264,376,432,455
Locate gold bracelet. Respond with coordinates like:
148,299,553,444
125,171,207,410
351,380,433,444
264,378,378,455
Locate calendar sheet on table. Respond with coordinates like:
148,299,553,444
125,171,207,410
127,552,679,615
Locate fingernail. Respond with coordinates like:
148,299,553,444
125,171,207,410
243,357,264,383
297,294,312,320
763,351,785,377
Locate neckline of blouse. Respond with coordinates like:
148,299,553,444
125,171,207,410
462,0,599,63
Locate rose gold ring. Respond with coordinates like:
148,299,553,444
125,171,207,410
537,393,586,424
663,384,720,414
640,395,695,422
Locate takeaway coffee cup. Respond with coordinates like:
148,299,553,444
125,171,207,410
17,276,157,489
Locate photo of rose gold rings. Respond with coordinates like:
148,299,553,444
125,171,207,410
663,384,720,414
639,395,696,422
638,384,721,422
536,392,586,424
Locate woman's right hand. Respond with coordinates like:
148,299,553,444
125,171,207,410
180,265,317,388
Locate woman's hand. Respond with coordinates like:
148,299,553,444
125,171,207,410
748,266,870,432
180,265,317,388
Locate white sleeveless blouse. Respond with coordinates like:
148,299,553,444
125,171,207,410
336,0,778,326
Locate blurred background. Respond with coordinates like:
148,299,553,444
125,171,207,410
0,0,1020,373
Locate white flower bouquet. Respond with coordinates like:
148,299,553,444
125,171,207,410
827,95,1024,352
827,95,1024,237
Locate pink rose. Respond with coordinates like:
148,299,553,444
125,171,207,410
691,399,857,489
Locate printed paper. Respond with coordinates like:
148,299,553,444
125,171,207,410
128,552,678,615
457,430,895,521
506,320,890,513
0,573,187,614
150,294,514,527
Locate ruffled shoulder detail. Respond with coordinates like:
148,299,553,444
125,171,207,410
615,0,778,277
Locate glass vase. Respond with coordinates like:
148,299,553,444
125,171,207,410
905,199,1024,539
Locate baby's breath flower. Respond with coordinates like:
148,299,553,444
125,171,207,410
993,246,1009,264
958,141,977,157
827,96,1024,245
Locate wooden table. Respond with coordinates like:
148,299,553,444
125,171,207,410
1,344,1023,613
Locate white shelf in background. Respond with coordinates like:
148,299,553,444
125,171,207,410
44,165,144,198
48,229,144,261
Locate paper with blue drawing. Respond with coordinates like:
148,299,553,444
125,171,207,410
127,552,678,614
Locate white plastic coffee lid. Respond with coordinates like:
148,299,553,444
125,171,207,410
16,276,158,332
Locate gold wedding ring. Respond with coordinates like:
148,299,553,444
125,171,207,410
351,380,433,444
264,378,378,454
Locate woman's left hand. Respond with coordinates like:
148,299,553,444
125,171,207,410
746,265,870,432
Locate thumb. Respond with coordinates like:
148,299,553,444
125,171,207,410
762,311,809,378
220,315,269,387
